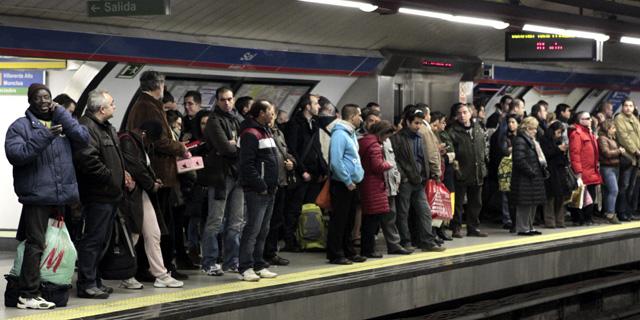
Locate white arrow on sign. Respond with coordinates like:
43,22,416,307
90,4,101,13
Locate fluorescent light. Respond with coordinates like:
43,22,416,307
621,36,640,45
298,0,378,12
522,24,610,42
398,7,509,30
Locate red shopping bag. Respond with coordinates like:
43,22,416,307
426,180,453,220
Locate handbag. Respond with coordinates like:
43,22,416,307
315,179,331,210
563,166,578,194
176,156,204,174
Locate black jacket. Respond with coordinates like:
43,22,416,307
74,113,125,204
285,112,327,178
119,131,168,235
390,128,429,185
511,133,547,206
201,107,240,188
239,118,278,193
540,133,573,197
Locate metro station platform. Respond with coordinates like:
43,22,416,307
2,222,640,320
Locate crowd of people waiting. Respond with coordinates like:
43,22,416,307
6,71,640,309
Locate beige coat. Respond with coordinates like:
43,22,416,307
419,121,442,179
614,113,640,156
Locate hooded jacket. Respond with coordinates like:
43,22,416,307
5,107,89,205
239,118,279,193
569,124,602,185
329,120,364,186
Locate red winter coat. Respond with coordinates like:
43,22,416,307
569,124,602,185
358,134,393,215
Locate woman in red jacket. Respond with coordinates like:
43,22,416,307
358,120,397,258
569,111,603,225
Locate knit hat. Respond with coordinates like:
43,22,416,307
27,83,51,102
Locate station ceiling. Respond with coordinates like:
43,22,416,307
1,0,640,74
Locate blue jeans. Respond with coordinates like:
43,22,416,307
238,191,276,273
76,202,117,291
395,182,436,248
202,177,245,270
600,166,619,214
616,166,637,217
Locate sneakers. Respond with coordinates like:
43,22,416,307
239,269,260,282
154,274,184,288
267,255,290,266
223,265,239,273
17,296,55,309
120,277,144,290
202,264,224,276
255,268,278,279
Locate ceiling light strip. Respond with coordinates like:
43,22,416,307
398,7,509,30
298,0,378,12
522,24,610,42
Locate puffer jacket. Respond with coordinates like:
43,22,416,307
239,118,278,193
74,113,126,203
359,134,392,215
510,132,547,206
5,107,89,205
569,124,602,185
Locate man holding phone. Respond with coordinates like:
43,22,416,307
5,83,89,309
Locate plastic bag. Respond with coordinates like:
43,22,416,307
426,180,453,220
498,155,513,192
10,218,77,286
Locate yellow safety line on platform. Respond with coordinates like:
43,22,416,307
9,222,640,320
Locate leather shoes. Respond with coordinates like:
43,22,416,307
436,228,453,241
388,248,413,255
348,255,367,263
517,231,534,236
529,230,542,235
170,270,189,280
329,257,352,265
78,287,109,299
267,255,290,266
467,229,488,237
364,252,383,258
421,245,446,252
451,229,464,238
99,285,114,294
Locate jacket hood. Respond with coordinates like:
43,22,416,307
331,119,356,134
359,133,380,151
239,117,268,133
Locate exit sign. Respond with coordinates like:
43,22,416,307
87,0,170,17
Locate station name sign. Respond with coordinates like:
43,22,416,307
87,0,170,17
505,32,601,62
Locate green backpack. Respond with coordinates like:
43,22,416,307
296,203,327,250
498,155,513,192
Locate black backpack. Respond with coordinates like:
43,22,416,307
99,211,137,280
